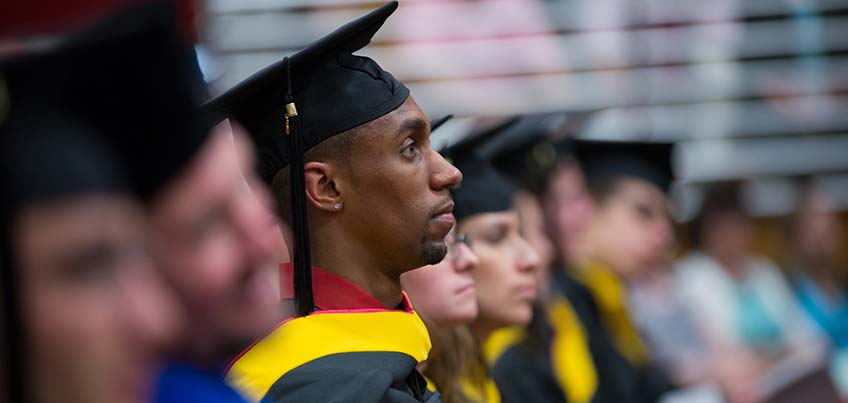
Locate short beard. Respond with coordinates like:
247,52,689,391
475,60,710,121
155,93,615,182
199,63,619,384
421,240,448,265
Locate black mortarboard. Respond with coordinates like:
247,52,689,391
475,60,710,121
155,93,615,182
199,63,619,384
479,110,599,195
2,2,210,199
442,122,516,223
572,139,675,194
202,2,408,316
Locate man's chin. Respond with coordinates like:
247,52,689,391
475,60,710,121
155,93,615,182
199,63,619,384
420,242,448,266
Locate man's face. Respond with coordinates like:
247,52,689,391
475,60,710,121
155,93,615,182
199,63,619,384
339,96,462,274
149,124,282,361
16,195,179,403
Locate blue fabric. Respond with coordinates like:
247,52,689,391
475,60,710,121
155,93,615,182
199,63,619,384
796,276,848,349
735,285,783,353
154,362,250,403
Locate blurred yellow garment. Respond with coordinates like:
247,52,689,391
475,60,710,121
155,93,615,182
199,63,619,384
453,330,525,403
460,366,502,403
576,262,649,366
547,296,598,403
482,327,525,367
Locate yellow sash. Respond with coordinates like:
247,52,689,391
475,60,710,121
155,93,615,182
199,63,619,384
547,296,597,403
226,309,431,402
575,262,649,365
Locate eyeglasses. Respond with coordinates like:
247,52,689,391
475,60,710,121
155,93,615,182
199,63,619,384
446,232,473,264
454,233,472,249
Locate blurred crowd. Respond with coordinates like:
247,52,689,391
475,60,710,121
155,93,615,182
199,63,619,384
1,1,847,403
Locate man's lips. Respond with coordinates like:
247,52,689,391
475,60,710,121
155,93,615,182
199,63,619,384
432,212,456,225
432,201,455,223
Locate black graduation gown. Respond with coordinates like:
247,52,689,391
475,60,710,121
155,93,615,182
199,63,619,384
489,269,674,403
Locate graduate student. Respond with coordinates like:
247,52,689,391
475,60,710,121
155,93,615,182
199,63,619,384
438,130,541,403
203,2,462,402
569,139,679,402
472,113,601,403
402,228,480,403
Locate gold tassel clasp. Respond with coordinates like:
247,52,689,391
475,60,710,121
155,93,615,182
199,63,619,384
284,102,298,136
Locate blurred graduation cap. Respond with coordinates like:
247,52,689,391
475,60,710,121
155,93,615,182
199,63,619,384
201,1,408,316
2,1,210,199
430,114,454,132
572,139,675,194
441,120,517,222
477,110,599,195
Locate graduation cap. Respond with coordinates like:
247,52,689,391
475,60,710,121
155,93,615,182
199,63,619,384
572,139,675,194
477,110,598,195
202,2,408,317
441,121,516,222
2,1,210,199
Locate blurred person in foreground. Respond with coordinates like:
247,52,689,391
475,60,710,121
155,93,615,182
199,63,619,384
203,2,462,402
23,4,284,401
675,182,827,403
0,11,192,402
789,181,848,395
441,129,541,403
0,113,178,403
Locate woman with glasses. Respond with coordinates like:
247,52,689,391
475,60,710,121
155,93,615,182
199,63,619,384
402,230,480,403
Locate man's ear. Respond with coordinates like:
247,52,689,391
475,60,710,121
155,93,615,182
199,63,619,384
304,161,343,212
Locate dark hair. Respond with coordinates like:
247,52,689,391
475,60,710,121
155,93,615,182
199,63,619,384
690,181,748,249
270,125,362,226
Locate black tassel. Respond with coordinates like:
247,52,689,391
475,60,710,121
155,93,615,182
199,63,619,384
283,58,314,317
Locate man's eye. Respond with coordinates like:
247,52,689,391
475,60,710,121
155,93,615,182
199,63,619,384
401,142,418,158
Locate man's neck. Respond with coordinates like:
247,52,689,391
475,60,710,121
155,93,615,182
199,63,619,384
310,228,405,309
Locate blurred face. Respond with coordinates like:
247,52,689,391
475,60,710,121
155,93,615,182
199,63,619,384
401,230,479,328
704,210,753,266
795,193,842,264
16,195,178,403
149,124,281,362
341,97,463,274
461,210,539,333
514,191,555,299
545,161,594,264
589,178,673,279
